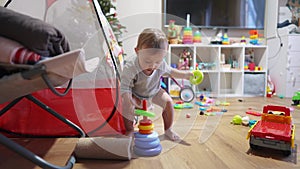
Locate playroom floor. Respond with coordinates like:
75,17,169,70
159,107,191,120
0,97,299,169
74,96,300,169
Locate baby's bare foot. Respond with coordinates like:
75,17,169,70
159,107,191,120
165,128,181,141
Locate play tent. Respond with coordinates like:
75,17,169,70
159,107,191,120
0,0,126,137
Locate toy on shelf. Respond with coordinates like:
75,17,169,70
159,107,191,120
134,100,162,157
167,20,182,44
210,29,223,44
249,30,260,45
182,14,193,44
178,49,192,70
193,30,201,43
222,32,229,45
240,36,246,45
247,105,295,156
197,62,216,70
244,48,254,68
244,49,263,71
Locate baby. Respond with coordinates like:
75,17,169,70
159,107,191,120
120,28,193,141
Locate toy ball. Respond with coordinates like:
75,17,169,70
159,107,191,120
242,116,250,126
186,113,191,118
190,70,204,85
231,115,242,125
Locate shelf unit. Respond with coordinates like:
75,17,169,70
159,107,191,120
167,44,268,98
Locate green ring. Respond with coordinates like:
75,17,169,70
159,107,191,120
135,109,155,117
190,70,204,85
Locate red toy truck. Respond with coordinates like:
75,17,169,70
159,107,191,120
247,105,295,156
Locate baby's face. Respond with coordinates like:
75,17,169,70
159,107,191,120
137,48,167,76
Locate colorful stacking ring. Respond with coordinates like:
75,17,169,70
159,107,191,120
139,129,153,135
138,124,154,131
134,138,160,149
133,144,162,157
139,119,152,126
135,109,155,118
134,131,159,142
190,70,204,85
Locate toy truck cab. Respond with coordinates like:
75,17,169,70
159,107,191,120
247,105,295,156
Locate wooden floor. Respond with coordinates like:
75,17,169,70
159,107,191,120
0,97,299,169
0,138,78,169
74,97,300,169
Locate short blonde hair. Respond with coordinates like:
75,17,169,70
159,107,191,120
136,28,168,50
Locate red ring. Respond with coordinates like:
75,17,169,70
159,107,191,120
139,129,153,134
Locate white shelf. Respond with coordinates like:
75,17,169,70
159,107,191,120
167,44,268,98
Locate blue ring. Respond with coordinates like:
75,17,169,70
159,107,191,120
134,138,160,149
133,144,162,157
134,131,158,142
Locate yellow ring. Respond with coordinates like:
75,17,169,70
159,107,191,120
138,124,154,131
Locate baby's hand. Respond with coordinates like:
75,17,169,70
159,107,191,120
122,93,142,109
185,71,194,80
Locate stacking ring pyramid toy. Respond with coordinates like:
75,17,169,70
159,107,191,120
133,100,162,156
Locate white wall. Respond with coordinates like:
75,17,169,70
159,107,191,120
116,0,162,59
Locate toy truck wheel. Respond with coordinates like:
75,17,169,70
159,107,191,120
283,149,291,156
292,100,299,105
250,143,260,150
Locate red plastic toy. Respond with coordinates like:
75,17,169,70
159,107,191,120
247,105,295,156
246,111,262,116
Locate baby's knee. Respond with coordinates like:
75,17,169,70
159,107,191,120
163,100,174,113
165,100,173,108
